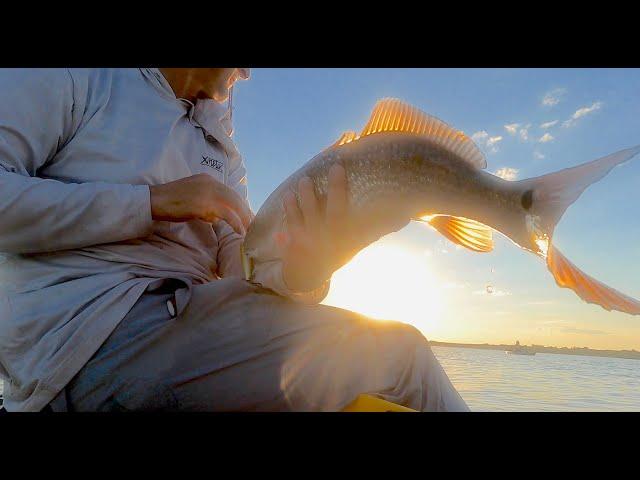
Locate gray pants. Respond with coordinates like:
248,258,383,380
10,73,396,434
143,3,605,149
49,277,469,412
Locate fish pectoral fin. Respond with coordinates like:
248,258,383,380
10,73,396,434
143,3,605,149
547,246,640,315
422,215,494,253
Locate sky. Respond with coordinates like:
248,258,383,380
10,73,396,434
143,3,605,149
232,68,640,351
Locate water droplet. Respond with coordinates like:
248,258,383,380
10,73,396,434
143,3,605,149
486,285,494,294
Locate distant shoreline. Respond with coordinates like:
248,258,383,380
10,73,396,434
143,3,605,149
430,341,640,361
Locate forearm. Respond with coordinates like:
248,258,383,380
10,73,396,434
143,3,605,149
0,170,153,254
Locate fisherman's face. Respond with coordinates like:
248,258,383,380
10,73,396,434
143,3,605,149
161,68,249,103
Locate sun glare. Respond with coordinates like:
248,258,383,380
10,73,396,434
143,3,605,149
321,242,445,336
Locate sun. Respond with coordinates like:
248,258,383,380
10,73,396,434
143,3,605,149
321,241,445,336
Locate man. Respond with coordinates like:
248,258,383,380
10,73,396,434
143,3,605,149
0,68,468,412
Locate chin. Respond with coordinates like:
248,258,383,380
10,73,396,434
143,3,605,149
211,92,229,102
209,85,231,103
195,85,229,103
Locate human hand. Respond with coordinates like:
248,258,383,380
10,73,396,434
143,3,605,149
277,164,364,292
150,173,252,235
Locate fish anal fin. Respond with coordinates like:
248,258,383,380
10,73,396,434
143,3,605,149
358,98,487,169
424,215,494,253
547,246,640,315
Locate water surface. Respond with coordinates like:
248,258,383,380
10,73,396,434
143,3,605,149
433,345,640,411
2,346,638,411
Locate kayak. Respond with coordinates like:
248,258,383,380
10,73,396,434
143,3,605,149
342,394,417,412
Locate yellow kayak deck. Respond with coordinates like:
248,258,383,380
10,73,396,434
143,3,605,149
342,394,417,412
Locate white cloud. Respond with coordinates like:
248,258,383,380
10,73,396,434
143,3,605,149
539,133,554,143
471,130,488,142
542,88,566,107
495,167,519,181
533,151,545,160
486,135,503,147
504,123,520,135
572,101,603,119
504,123,531,141
473,287,511,297
527,300,556,306
562,101,603,127
540,120,558,129
472,130,502,153
559,326,609,336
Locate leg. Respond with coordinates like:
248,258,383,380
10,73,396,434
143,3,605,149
60,277,468,412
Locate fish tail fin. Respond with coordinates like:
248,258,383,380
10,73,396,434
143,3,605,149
518,145,640,239
518,145,640,315
547,246,640,315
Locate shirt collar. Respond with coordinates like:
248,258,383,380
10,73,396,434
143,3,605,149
140,68,176,101
193,99,240,161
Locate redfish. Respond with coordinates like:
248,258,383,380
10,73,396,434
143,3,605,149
242,98,640,315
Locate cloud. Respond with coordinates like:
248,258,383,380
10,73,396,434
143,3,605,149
487,135,503,147
559,326,610,336
473,287,511,297
542,88,566,107
562,101,603,127
539,133,554,143
572,101,603,119
471,131,489,141
526,300,556,306
540,120,558,129
533,151,545,160
537,318,609,335
541,319,565,325
504,123,520,135
495,167,519,181
504,123,531,141
472,130,503,153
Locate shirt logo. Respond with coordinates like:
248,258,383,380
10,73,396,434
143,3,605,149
201,155,224,172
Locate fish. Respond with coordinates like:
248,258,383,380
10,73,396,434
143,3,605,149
241,98,640,315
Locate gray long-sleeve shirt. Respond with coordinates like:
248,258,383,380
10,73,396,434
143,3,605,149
0,68,329,412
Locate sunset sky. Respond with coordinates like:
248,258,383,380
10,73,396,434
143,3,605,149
233,68,640,351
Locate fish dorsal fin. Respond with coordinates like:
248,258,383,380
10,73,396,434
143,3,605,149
358,98,487,169
334,130,359,147
547,246,640,315
422,215,494,253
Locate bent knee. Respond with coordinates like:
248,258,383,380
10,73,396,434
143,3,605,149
376,320,429,348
